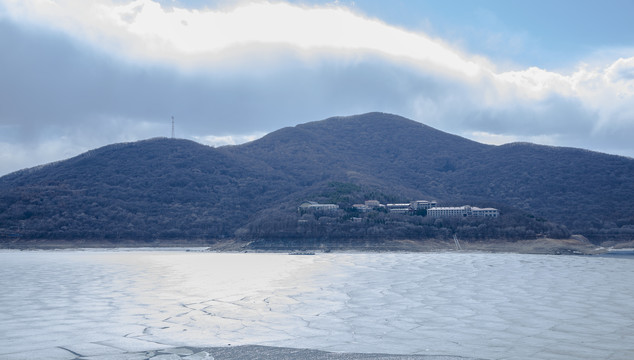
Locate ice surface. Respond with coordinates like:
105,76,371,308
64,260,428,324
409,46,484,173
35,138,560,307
0,250,633,359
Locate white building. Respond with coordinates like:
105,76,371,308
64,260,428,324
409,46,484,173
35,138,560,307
298,201,339,212
352,204,371,212
427,206,471,218
410,200,437,210
471,207,499,218
427,205,498,218
364,200,382,207
386,203,411,214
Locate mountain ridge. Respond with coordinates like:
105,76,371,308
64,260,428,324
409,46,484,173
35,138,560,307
1,112,632,246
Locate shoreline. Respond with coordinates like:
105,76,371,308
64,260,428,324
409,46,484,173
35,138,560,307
0,237,612,255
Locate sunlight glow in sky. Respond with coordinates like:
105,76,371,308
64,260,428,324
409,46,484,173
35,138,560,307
0,0,633,175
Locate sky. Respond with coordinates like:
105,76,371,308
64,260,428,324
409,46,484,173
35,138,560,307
1,0,633,176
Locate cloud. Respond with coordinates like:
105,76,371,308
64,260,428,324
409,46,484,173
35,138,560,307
606,57,634,84
0,0,633,175
2,0,484,76
0,138,93,176
193,132,266,147
468,131,558,148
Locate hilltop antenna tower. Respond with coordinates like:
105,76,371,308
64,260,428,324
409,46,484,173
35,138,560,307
171,116,175,139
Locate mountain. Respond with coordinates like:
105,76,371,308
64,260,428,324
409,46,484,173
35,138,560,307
0,138,292,241
1,112,632,247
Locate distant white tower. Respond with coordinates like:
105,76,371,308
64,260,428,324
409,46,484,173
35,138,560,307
171,116,175,139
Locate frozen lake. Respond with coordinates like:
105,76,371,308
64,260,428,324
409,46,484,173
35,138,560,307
1,250,633,360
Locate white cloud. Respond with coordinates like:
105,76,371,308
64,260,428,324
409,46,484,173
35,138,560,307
4,0,631,101
606,57,634,81
466,131,519,146
8,0,630,106
1,0,633,176
467,131,558,148
193,132,266,147
2,0,483,76
488,57,634,140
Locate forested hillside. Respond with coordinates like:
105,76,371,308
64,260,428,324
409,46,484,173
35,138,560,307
0,139,290,240
1,112,632,246
233,113,634,242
